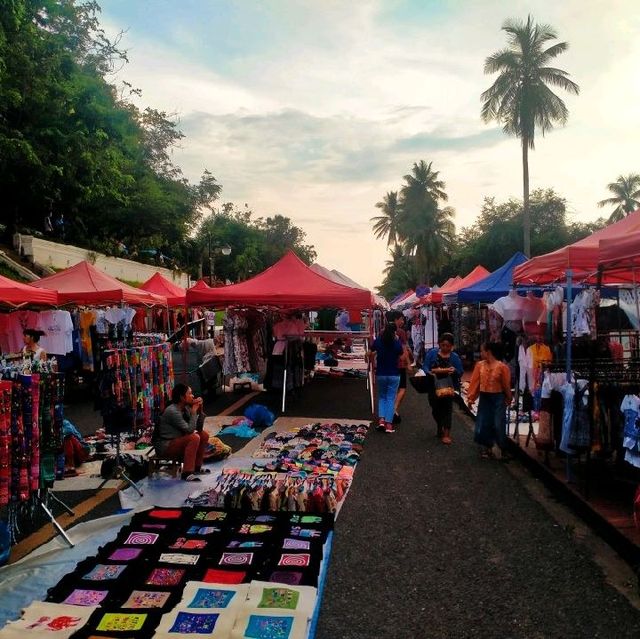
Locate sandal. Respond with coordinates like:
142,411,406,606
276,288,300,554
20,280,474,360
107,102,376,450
441,436,452,445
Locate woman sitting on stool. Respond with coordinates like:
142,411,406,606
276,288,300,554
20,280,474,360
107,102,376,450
154,383,210,482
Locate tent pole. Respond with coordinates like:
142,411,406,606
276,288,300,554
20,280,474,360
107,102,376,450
182,302,189,385
566,270,572,383
281,339,288,413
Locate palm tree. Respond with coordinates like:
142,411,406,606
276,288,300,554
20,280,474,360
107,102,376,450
598,174,640,223
371,191,400,246
398,161,453,284
481,15,579,257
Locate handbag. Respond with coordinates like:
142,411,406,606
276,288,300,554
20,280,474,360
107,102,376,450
434,375,455,398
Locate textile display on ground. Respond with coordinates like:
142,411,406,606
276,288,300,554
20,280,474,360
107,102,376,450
1,506,334,639
185,422,367,514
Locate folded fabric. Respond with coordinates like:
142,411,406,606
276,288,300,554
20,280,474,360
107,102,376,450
217,424,258,438
178,582,249,611
153,608,235,639
0,601,96,639
244,581,317,619
231,609,308,639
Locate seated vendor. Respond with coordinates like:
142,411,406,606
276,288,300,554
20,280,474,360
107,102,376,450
154,383,210,482
23,329,47,361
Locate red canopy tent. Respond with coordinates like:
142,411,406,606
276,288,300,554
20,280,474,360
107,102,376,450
598,231,640,280
32,260,166,305
189,279,211,291
186,251,373,309
514,210,640,285
0,274,59,307
141,272,186,307
417,267,490,305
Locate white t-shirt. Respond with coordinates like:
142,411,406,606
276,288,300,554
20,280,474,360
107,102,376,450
37,310,74,355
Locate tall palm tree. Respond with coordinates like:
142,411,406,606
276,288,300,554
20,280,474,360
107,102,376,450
598,174,640,223
397,161,453,284
371,191,400,246
481,15,579,257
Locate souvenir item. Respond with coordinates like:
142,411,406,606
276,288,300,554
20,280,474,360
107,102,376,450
179,582,249,611
84,565,126,581
146,568,186,587
121,591,171,609
159,553,200,566
245,581,317,618
96,613,147,632
63,590,109,607
231,610,307,639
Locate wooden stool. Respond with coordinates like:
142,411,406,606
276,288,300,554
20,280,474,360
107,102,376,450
147,453,182,478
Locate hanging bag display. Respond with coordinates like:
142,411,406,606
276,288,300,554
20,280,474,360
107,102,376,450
434,375,455,398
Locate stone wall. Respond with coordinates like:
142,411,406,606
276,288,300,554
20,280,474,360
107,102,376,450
14,235,190,287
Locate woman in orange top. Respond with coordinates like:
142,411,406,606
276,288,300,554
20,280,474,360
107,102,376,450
467,342,512,458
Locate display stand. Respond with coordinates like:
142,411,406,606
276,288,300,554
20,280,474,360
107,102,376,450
35,487,75,548
98,432,144,497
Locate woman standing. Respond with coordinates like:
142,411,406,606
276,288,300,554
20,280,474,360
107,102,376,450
367,323,405,433
467,342,512,459
22,329,47,361
423,333,463,445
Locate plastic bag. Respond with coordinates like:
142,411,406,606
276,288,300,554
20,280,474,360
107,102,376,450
243,403,275,428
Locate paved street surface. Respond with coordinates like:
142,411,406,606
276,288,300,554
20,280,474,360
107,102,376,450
314,381,640,639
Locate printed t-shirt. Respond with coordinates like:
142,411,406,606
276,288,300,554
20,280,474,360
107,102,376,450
37,310,74,355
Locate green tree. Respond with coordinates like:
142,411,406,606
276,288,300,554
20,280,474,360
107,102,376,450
597,174,640,223
377,244,416,300
397,161,454,284
481,15,579,257
371,191,400,247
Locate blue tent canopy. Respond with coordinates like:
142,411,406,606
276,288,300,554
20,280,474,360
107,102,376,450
456,252,529,303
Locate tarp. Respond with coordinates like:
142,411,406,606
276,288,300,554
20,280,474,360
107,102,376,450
514,210,640,285
32,260,166,305
141,272,186,307
0,274,59,307
186,250,373,309
598,231,640,281
457,253,529,303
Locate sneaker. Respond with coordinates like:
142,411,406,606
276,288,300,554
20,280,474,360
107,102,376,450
392,413,401,424
385,423,396,433
377,419,386,432
441,435,452,445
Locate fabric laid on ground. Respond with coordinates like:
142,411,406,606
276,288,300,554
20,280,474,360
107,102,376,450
0,601,97,639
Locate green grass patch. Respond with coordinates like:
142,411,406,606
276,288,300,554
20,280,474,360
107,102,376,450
0,261,29,282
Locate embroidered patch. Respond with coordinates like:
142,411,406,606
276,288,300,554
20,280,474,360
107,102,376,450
244,613,294,639
248,514,277,523
142,523,167,530
146,567,186,586
219,552,254,566
63,589,108,606
169,612,219,634
277,554,310,568
170,538,207,550
122,590,171,609
149,509,183,519
25,615,83,631
109,548,142,561
282,538,310,550
227,540,264,549
187,526,220,536
84,564,126,581
188,587,236,609
290,514,322,524
124,531,159,545
268,571,303,586
289,527,321,538
202,569,246,584
258,587,300,610
159,553,200,565
96,613,147,632
238,524,273,535
194,510,226,521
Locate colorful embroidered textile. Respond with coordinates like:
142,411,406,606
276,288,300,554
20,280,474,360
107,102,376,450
121,591,171,610
245,581,316,618
232,610,307,639
153,609,235,638
0,602,96,639
179,582,249,611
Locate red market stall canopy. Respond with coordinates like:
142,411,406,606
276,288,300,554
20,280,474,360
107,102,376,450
189,279,211,291
186,250,373,310
0,274,59,307
514,210,640,285
417,267,490,305
598,231,640,280
141,272,186,306
32,260,166,306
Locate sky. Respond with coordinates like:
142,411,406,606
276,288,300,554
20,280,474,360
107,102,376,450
99,0,640,291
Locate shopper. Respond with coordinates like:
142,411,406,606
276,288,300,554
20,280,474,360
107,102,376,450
22,329,47,361
390,311,412,424
423,333,463,445
154,383,210,481
467,341,513,459
367,323,406,433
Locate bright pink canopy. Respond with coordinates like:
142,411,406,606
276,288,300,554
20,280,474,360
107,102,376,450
429,266,489,304
186,250,373,309
0,274,59,307
141,272,186,307
514,210,640,285
32,260,166,305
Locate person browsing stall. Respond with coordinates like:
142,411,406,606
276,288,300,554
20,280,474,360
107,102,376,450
23,329,47,361
390,311,413,425
423,333,463,445
154,383,210,482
